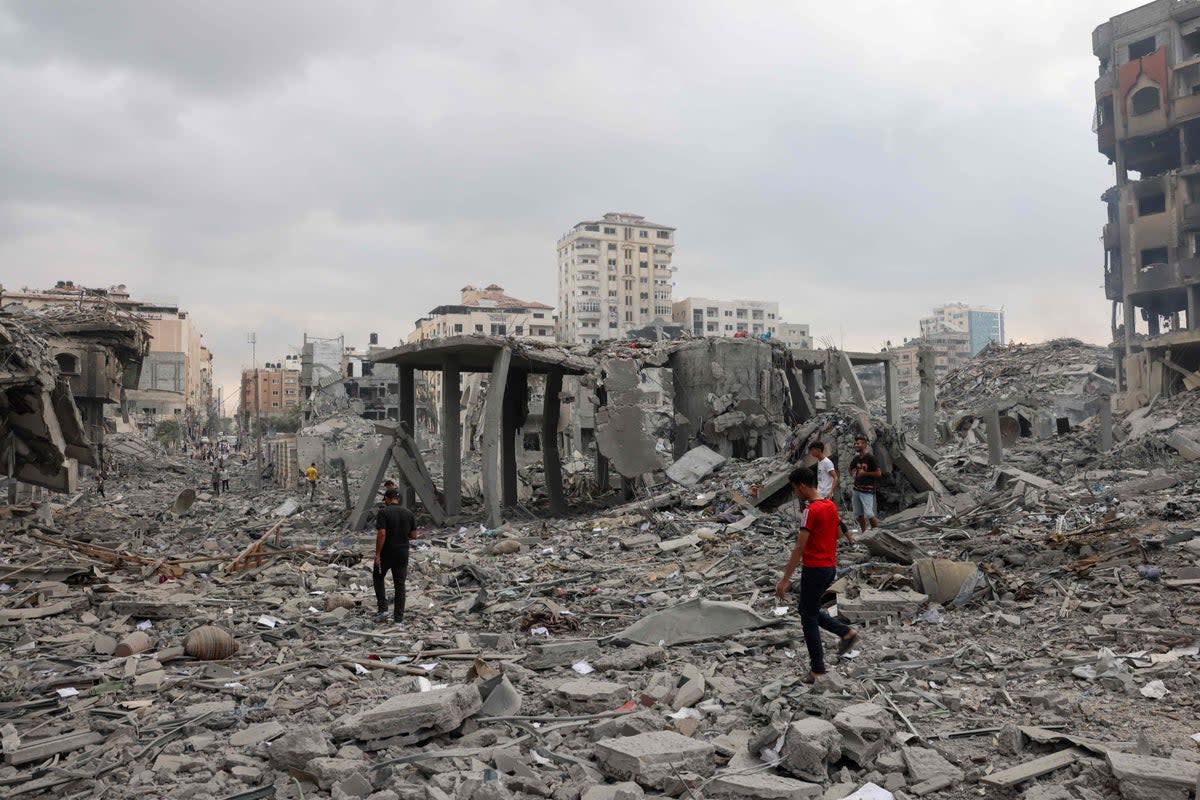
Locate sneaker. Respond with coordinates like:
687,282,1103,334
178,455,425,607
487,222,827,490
838,631,860,655
371,610,389,622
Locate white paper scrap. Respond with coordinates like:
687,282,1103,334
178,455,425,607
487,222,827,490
55,688,79,698
135,620,152,631
256,615,278,628
571,661,595,675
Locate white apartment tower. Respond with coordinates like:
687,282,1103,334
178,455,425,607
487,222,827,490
557,213,676,344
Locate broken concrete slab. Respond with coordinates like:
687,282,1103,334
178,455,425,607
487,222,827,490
1106,751,1200,798
553,678,629,714
581,783,645,800
980,747,1085,788
594,730,715,790
1166,430,1200,461
901,747,963,785
707,773,822,799
616,598,779,646
780,717,841,783
523,640,601,670
838,587,929,623
266,724,334,771
666,445,726,487
331,685,481,746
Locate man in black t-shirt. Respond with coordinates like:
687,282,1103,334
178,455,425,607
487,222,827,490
848,434,882,532
372,488,417,623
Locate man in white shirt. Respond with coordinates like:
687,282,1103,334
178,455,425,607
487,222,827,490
810,441,854,542
809,441,838,499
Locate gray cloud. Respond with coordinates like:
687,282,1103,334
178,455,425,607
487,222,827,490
0,0,1131,398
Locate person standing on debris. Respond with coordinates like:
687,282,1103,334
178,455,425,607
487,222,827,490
211,465,222,498
305,462,318,501
810,440,852,543
775,465,859,683
373,487,417,624
94,470,106,498
848,435,882,531
809,442,838,500
220,462,230,493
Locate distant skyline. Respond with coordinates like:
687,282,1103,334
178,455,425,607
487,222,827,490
0,1,1129,405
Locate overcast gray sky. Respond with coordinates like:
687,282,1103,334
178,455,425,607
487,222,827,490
0,1,1130,405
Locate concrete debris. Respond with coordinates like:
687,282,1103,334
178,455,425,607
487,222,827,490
7,332,1200,799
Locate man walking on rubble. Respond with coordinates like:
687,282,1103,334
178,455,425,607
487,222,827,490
211,464,222,498
372,488,417,624
776,465,859,683
305,462,318,501
848,434,882,531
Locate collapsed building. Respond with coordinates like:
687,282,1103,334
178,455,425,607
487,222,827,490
0,304,148,494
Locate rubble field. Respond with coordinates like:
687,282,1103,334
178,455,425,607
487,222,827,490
3,340,1200,800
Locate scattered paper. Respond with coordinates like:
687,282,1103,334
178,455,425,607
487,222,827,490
843,784,894,800
307,607,321,614
773,606,789,616
1140,680,1170,699
530,626,550,637
55,687,79,698
224,682,246,689
256,615,279,628
0,583,11,592
354,663,369,675
420,663,438,671
135,620,152,631
571,660,595,675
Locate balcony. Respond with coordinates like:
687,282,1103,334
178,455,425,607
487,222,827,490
1185,203,1200,232
1103,222,1120,250
576,303,601,315
1105,267,1123,301
1097,122,1115,158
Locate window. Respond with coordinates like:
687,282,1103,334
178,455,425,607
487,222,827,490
639,230,648,238
608,290,617,297
639,261,648,269
1141,246,1168,266
584,224,600,232
608,258,616,266
475,324,484,332
533,312,545,318
604,226,616,235
55,353,79,374
640,308,648,315
639,246,648,253
707,307,718,316
1138,193,1166,215
515,325,524,335
608,243,616,250
657,230,671,239
1128,36,1156,61
736,309,747,318
624,265,632,275
640,292,649,300
1131,86,1161,115
454,323,463,333
625,296,632,305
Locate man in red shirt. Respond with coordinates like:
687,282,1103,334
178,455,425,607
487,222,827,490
775,465,859,682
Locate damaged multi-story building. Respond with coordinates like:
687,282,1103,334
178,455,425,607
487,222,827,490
1094,1,1200,405
0,304,148,494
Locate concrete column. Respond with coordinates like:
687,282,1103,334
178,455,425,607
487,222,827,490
823,355,842,408
1099,395,1113,453
884,358,900,428
594,385,610,491
802,369,817,407
399,365,416,507
838,351,868,408
985,405,1004,465
442,357,462,517
917,347,936,447
1189,287,1200,330
1123,301,1136,357
501,369,527,508
541,368,566,516
1149,313,1161,337
482,347,512,529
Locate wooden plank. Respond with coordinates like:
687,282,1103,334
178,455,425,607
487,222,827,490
980,747,1085,788
6,730,104,766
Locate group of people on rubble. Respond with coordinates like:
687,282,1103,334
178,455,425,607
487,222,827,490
777,435,881,683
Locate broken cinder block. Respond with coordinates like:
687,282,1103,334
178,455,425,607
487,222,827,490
780,717,841,783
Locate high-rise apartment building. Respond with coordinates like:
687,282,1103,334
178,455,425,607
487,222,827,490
240,362,301,417
1093,1,1200,401
557,213,675,344
919,303,1004,356
672,297,779,337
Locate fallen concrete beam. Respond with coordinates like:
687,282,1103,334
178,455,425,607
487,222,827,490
331,685,481,746
893,445,947,495
980,747,1085,788
6,730,104,766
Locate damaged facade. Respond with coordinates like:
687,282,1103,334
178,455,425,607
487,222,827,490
0,304,148,493
1095,0,1200,406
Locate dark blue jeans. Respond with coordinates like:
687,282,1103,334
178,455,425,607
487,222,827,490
798,566,850,674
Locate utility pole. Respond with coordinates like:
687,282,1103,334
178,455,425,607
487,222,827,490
249,332,262,490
